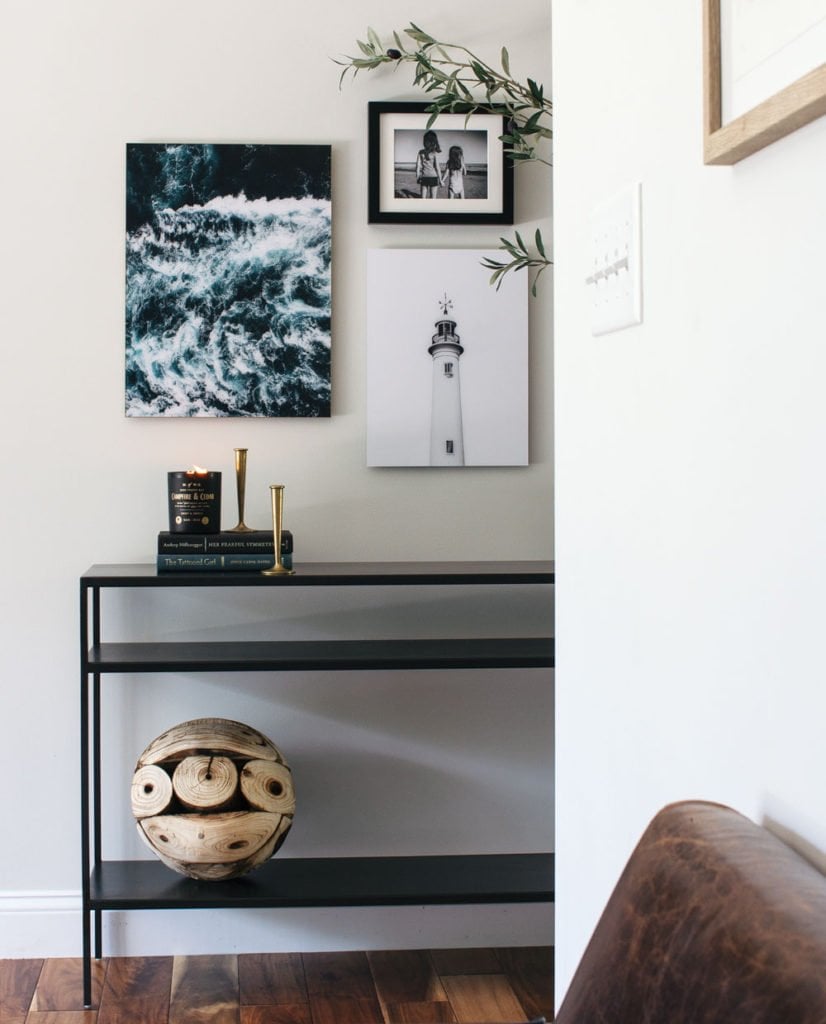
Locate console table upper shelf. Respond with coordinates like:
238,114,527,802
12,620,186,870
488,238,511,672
80,562,555,674
81,560,554,588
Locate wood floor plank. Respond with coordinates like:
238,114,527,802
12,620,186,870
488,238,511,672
97,956,173,1024
303,952,384,1024
240,1005,312,1024
368,951,447,1007
382,1000,457,1022
302,952,377,1001
169,955,238,1024
429,950,501,976
440,974,526,1024
238,953,307,1006
495,947,553,1022
25,1012,98,1023
307,996,384,1024
0,957,42,1018
29,959,107,1012
100,957,172,1000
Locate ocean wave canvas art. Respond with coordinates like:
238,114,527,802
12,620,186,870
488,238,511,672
125,143,331,417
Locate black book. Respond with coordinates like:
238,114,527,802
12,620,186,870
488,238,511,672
157,552,293,572
158,529,293,555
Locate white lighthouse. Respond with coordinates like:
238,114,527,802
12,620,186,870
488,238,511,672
428,295,465,466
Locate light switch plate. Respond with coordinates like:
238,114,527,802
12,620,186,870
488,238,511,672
587,182,642,336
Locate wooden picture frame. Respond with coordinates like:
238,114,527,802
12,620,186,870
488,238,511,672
368,102,514,224
703,0,826,164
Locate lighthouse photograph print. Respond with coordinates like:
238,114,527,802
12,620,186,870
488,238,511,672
366,249,529,467
125,143,331,417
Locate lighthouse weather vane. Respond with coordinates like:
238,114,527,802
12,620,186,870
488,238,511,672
439,294,453,317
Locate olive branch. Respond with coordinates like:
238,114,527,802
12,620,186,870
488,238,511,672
335,24,552,295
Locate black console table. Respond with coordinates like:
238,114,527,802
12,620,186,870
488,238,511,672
80,561,555,1005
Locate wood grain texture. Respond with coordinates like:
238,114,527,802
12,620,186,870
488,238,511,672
169,955,238,1024
30,959,107,1012
382,1000,457,1022
140,811,279,865
440,974,526,1024
16,947,550,1023
0,957,42,1018
304,952,384,1024
239,1004,312,1024
25,1012,99,1023
240,760,295,814
131,765,174,818
302,951,378,1001
172,755,238,811
429,949,501,976
238,953,307,1007
307,996,384,1024
139,719,282,766
368,950,447,1005
496,946,553,1022
702,0,722,137
97,956,172,1024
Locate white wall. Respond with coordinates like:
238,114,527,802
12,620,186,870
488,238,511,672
0,0,553,955
553,0,826,1007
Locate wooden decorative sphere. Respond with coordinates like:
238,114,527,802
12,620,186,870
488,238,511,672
130,718,294,881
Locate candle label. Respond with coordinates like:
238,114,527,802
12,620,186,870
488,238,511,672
167,472,222,534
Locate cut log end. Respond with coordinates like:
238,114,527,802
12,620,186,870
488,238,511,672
240,759,296,814
131,764,174,819
172,755,239,811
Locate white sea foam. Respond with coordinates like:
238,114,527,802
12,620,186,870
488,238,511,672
126,191,331,417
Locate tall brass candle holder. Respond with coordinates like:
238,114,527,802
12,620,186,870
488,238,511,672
228,448,255,533
261,484,294,576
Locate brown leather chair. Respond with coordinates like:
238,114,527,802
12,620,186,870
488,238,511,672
555,800,826,1023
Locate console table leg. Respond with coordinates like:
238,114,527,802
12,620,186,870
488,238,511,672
94,908,102,960
82,907,92,1007
80,580,93,1007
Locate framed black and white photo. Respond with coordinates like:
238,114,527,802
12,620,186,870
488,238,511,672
366,249,528,467
125,143,331,417
368,102,514,224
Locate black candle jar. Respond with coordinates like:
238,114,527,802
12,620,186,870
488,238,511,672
167,469,222,534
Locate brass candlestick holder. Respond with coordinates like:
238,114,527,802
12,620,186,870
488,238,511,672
261,484,294,576
228,448,255,533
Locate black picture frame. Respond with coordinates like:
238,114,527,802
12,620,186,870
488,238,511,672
368,102,514,225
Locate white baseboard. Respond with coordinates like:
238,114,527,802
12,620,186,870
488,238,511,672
0,891,82,957
0,892,553,958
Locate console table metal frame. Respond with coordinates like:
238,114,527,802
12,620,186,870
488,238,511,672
80,561,555,1006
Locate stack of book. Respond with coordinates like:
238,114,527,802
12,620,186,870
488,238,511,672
157,530,294,572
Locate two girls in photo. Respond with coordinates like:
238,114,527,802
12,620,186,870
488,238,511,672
415,131,467,199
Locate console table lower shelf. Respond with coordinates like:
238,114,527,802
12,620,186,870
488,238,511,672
90,853,555,910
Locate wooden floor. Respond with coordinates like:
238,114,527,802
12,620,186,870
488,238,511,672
0,947,553,1024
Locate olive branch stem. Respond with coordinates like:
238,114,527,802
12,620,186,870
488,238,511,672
481,229,551,298
335,24,553,294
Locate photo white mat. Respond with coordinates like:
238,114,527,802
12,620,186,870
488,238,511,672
379,112,505,215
